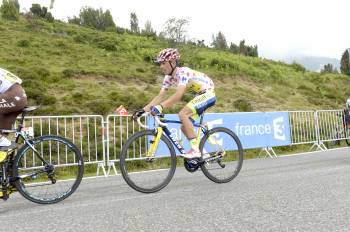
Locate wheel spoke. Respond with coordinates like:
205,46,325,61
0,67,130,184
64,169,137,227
200,127,243,183
120,130,176,193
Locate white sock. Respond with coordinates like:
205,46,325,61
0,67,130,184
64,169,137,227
0,136,11,147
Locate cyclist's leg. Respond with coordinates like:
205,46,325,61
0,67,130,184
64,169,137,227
179,107,200,158
0,85,27,147
179,107,195,139
0,84,27,129
180,90,216,158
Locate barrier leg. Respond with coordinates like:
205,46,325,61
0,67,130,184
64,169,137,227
96,162,107,177
309,142,327,151
268,147,278,157
106,161,118,176
258,147,277,158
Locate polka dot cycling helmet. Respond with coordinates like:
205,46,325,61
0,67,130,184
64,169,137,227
155,48,180,63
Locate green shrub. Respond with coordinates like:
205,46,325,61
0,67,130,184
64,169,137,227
41,95,56,105
62,69,75,78
210,58,220,66
233,98,253,112
95,38,118,51
291,62,306,73
136,67,145,73
73,34,88,43
85,100,112,115
17,39,30,47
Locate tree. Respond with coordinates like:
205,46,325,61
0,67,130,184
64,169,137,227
130,12,139,33
197,39,205,47
142,20,155,34
162,17,189,44
246,45,258,57
12,0,18,11
236,40,258,57
30,3,54,22
229,42,239,54
30,3,42,16
211,31,228,50
78,7,116,31
68,16,81,25
340,49,350,76
321,63,338,73
141,20,156,38
0,0,19,20
239,40,247,54
103,10,116,31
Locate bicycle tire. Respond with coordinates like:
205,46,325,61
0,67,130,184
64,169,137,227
200,127,243,183
12,135,84,204
120,130,177,193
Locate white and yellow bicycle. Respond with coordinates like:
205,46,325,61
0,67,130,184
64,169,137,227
120,112,243,193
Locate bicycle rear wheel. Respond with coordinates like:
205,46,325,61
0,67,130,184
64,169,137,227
120,130,177,193
13,135,84,204
200,127,243,183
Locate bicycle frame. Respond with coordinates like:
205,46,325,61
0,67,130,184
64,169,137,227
2,122,51,167
0,108,52,183
147,114,208,158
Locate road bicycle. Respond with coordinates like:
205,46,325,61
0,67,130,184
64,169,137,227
120,112,243,193
0,106,84,204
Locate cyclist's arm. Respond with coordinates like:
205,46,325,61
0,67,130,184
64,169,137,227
144,88,168,112
160,85,186,109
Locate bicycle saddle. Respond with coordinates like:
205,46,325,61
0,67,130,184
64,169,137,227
22,106,39,113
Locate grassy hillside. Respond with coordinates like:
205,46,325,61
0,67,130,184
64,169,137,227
1,16,349,116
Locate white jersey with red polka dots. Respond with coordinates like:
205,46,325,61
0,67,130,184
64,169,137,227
161,67,214,94
0,68,22,93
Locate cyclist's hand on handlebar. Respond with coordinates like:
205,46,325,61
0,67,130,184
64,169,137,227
150,105,163,116
132,108,145,121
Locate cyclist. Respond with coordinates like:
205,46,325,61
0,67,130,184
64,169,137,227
132,48,216,159
0,68,27,147
344,98,350,128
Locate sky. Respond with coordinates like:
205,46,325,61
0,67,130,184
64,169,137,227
18,0,349,60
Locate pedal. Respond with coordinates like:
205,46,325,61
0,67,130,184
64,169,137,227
145,157,155,163
0,190,9,200
217,160,226,168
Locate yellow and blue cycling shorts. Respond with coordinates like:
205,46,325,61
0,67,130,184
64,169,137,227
186,90,216,118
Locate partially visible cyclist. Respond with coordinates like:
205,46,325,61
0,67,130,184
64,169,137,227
0,68,27,148
344,98,350,128
132,48,216,159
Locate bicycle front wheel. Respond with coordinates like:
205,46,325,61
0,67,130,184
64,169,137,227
200,127,243,183
13,135,84,204
120,130,177,193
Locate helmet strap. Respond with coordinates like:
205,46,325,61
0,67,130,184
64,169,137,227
169,61,178,76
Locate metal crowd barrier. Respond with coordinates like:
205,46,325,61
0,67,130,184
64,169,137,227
316,110,350,146
15,110,350,176
288,111,324,150
16,115,106,174
105,115,148,175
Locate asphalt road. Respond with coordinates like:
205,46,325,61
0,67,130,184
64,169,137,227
1,148,350,232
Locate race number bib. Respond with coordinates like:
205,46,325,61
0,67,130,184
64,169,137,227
4,72,22,84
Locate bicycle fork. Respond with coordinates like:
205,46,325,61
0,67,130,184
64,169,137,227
147,127,163,161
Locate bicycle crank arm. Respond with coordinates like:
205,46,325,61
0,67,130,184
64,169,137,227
217,160,226,168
